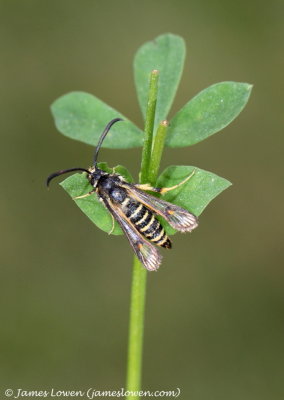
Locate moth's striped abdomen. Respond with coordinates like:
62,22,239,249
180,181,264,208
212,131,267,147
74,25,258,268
122,199,171,248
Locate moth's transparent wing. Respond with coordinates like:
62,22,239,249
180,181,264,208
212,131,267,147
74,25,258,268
103,197,162,271
122,183,198,232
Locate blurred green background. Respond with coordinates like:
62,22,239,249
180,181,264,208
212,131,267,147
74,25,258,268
1,1,283,399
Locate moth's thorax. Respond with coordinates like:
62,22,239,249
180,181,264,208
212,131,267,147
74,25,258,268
97,174,127,203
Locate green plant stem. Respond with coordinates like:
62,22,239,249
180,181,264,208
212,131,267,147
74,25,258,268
125,74,236,395
148,120,168,184
140,70,159,184
126,70,166,398
126,256,147,395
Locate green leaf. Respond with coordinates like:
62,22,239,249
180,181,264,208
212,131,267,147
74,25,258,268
166,82,253,148
156,165,232,234
59,166,137,236
134,33,185,130
96,162,113,174
51,91,143,149
97,163,134,182
113,165,134,183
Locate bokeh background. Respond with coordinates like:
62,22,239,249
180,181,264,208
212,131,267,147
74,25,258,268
1,1,283,399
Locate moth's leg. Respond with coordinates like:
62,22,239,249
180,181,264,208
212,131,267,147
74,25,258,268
73,189,96,200
159,170,196,194
134,183,155,191
108,214,115,235
135,170,196,195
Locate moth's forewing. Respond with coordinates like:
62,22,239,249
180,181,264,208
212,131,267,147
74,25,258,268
102,195,162,271
121,183,198,232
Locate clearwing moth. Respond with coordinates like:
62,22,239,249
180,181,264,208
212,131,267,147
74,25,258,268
47,118,198,271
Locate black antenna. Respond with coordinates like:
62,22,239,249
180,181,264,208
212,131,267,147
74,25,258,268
93,118,123,165
46,167,89,187
46,118,123,187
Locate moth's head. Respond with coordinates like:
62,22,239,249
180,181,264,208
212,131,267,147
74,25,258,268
88,165,106,188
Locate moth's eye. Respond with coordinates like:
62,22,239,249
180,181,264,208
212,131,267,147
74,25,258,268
90,175,98,186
